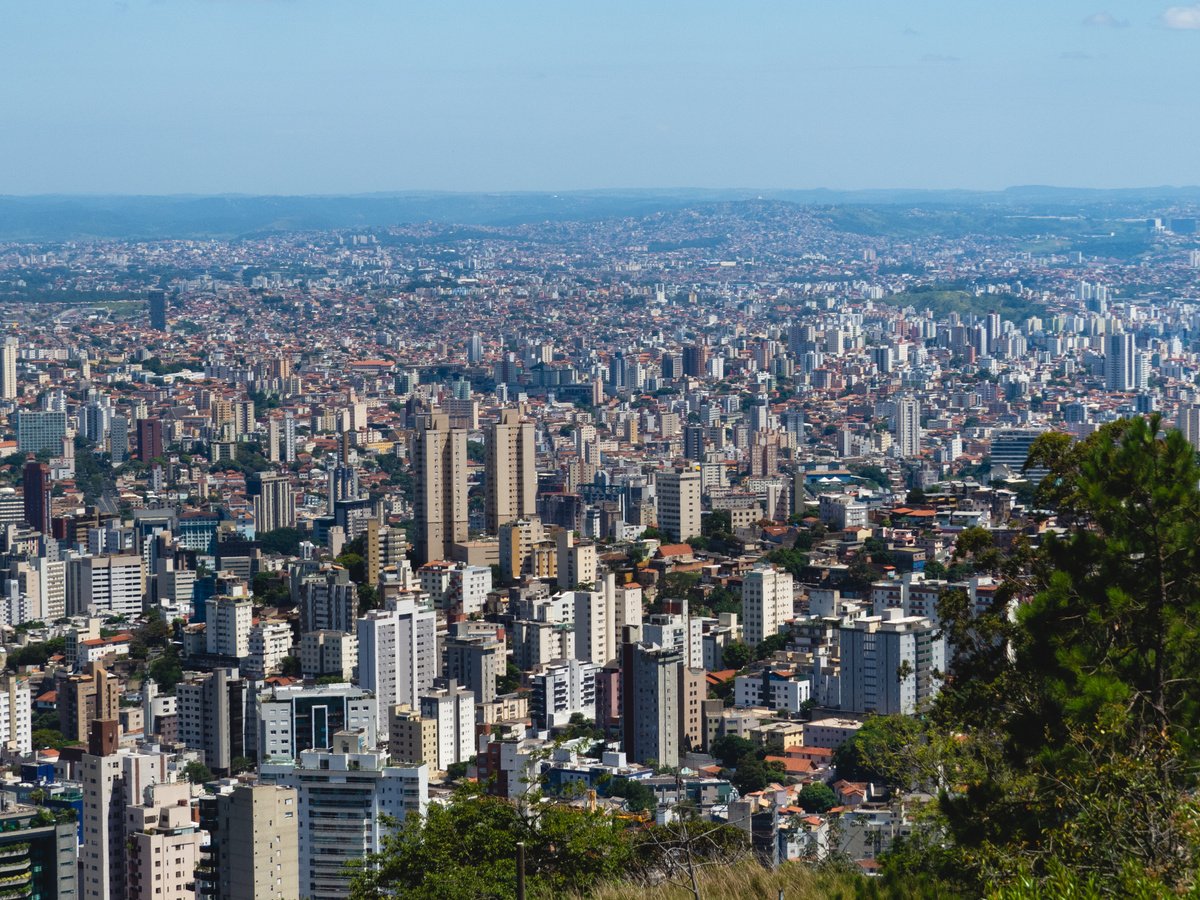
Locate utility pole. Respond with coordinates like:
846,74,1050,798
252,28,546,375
516,841,526,900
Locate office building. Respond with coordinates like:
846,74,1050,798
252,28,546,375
412,411,468,565
136,417,163,463
1105,332,1136,392
15,410,67,455
148,288,169,331
0,802,76,898
742,565,794,647
22,459,50,536
485,408,537,533
257,682,378,761
67,553,144,618
656,467,702,543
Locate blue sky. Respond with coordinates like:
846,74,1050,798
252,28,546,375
1,1,1197,194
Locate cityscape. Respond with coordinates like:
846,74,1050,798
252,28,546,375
5,2,1200,899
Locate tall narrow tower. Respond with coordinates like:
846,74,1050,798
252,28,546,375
412,412,468,565
485,408,536,534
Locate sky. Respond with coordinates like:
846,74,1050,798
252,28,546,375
1,1,1198,194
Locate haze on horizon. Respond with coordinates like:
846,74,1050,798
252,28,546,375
3,0,1199,196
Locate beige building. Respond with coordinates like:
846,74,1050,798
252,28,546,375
656,467,702,543
485,408,537,534
126,781,203,900
389,704,438,766
208,784,300,900
412,412,468,565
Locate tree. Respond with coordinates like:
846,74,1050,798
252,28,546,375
348,784,632,900
711,735,756,768
606,777,657,813
279,655,302,677
184,761,214,784
719,641,751,671
496,661,522,695
148,646,183,692
796,782,837,813
258,527,304,557
230,756,255,775
729,757,785,794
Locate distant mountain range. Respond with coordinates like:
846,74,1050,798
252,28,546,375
2,186,1199,241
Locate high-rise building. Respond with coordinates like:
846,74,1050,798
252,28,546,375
412,412,468,565
206,595,253,658
176,668,251,775
895,397,922,459
298,567,358,634
256,683,378,761
260,740,427,900
110,414,129,463
839,609,945,715
67,554,145,618
682,343,709,378
136,417,164,463
742,565,794,647
444,628,505,704
1105,332,1136,392
619,628,705,768
126,780,203,900
485,408,537,534
148,288,169,331
0,802,77,898
1179,403,1200,452
197,784,300,900
15,410,66,455
248,471,295,533
21,459,50,536
656,467,702,543
57,663,120,745
357,595,438,733
530,658,599,729
300,630,357,681
418,680,475,771
0,337,17,400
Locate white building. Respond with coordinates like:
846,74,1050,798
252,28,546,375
356,596,437,733
244,619,293,678
839,608,945,715
418,681,475,771
260,739,427,900
529,658,599,729
206,595,252,659
68,554,144,617
742,565,794,647
257,683,378,761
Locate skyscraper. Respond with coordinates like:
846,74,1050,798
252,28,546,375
656,467,702,543
895,397,922,459
148,289,169,331
485,408,537,533
22,459,50,536
1105,332,1136,392
619,627,705,768
136,417,163,463
248,471,296,533
197,784,300,900
356,596,438,732
0,337,17,400
412,412,468,565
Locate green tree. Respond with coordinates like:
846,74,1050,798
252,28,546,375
606,777,657,813
796,782,838,813
711,735,756,768
258,527,304,557
184,761,214,784
719,641,751,671
348,784,633,899
279,655,302,677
